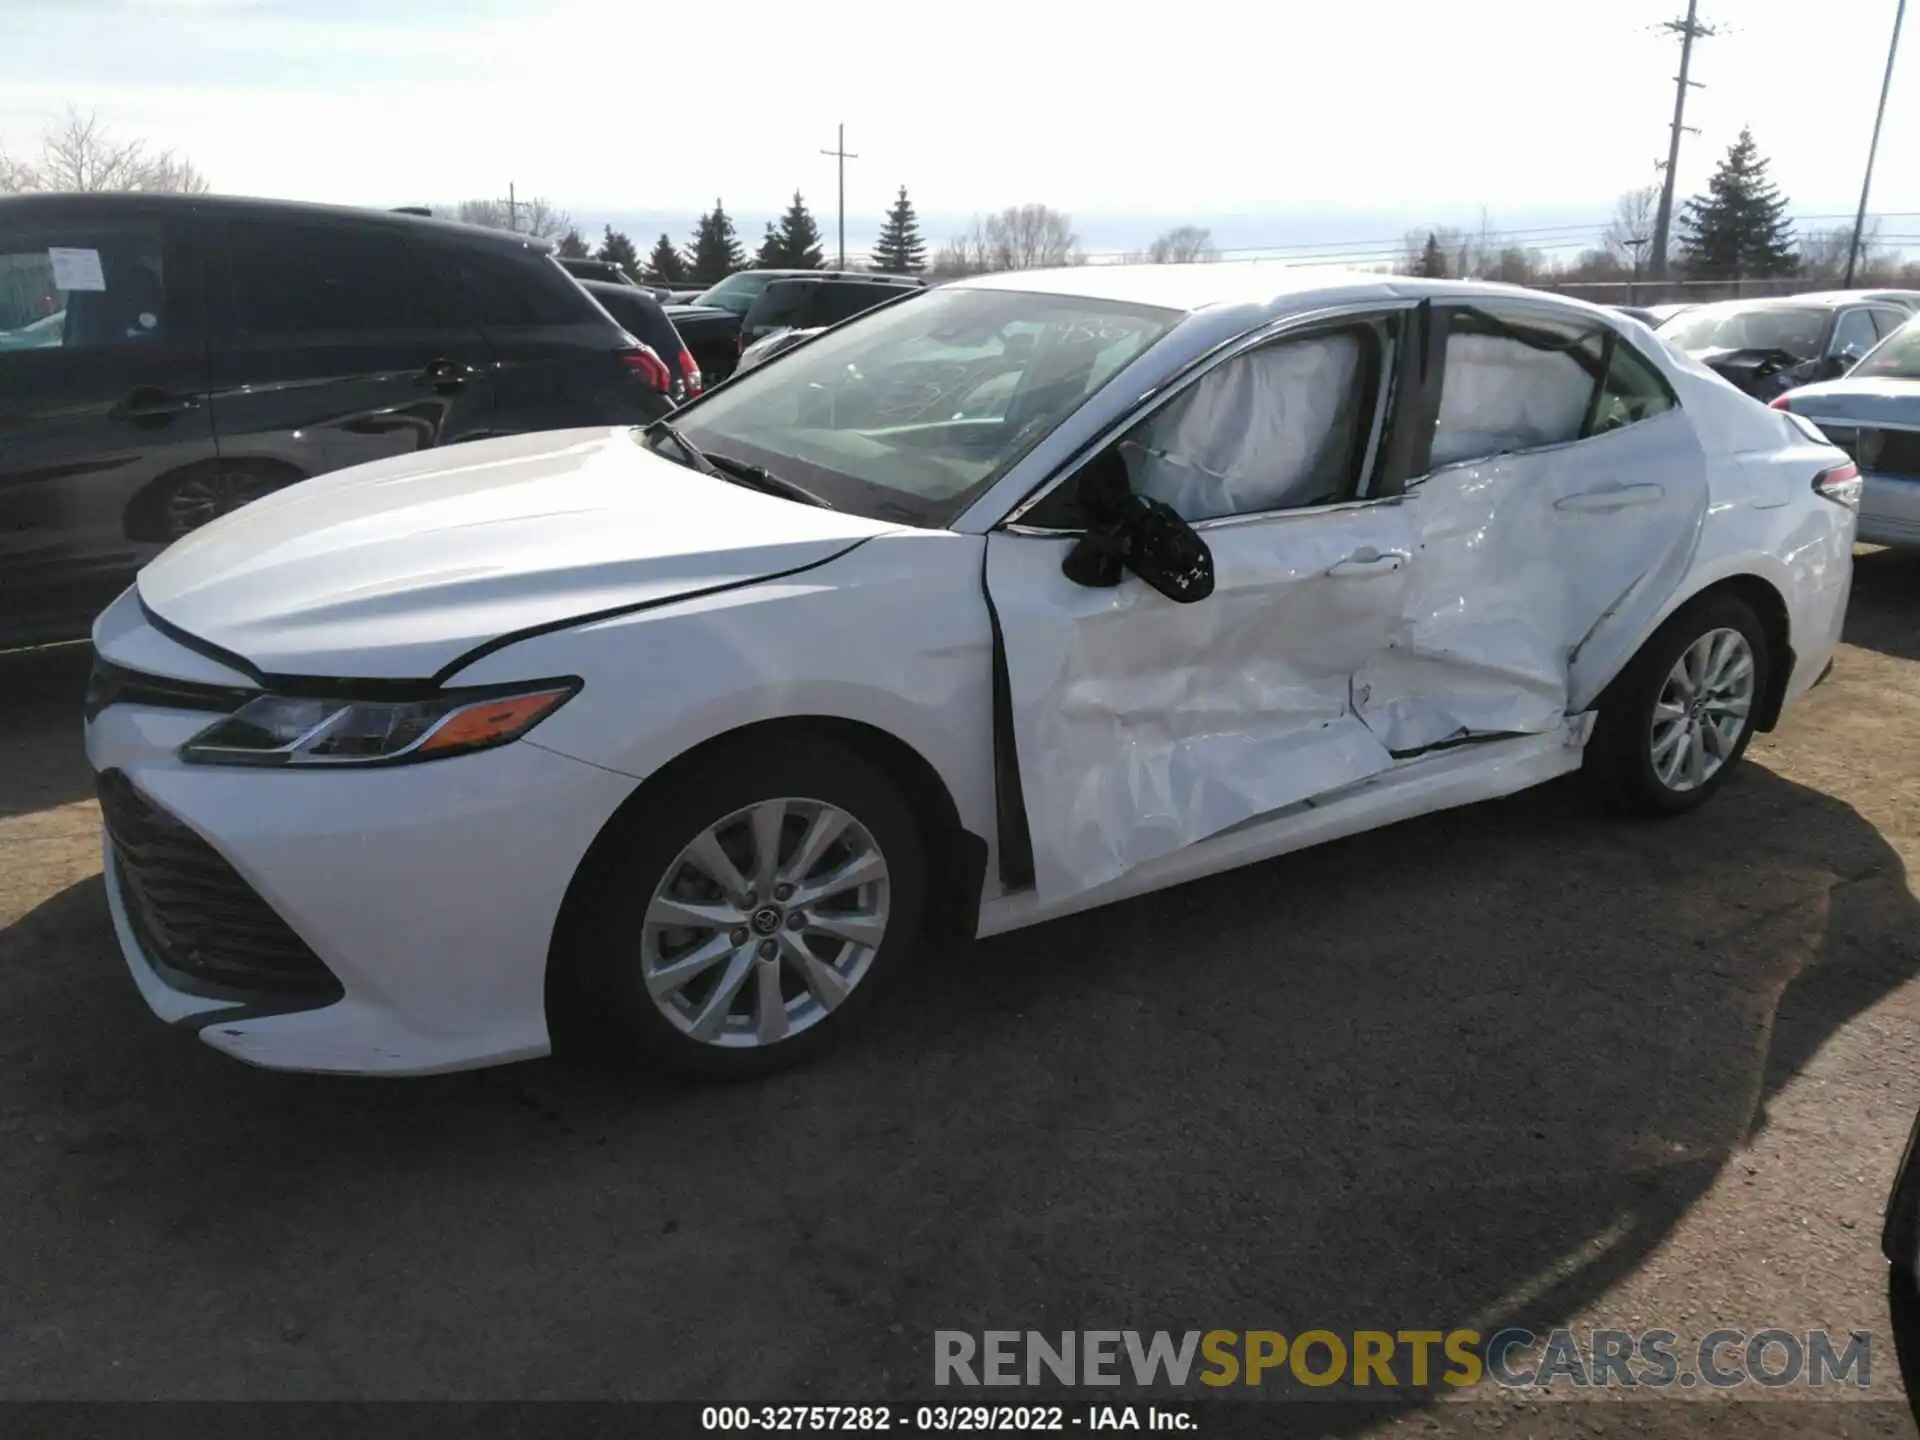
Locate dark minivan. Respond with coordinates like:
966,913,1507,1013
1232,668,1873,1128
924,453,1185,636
0,192,675,649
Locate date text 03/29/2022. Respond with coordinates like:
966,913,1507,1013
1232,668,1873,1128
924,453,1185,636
700,1406,1194,1432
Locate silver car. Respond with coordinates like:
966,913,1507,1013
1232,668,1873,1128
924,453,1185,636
1774,315,1920,547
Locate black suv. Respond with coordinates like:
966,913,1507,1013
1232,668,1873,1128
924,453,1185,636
737,272,926,350
0,192,675,649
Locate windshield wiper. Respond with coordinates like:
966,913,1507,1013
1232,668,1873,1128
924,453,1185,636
703,451,834,509
643,420,832,509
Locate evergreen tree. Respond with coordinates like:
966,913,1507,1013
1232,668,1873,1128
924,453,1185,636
687,199,746,285
596,226,640,274
642,232,687,285
871,185,927,274
1416,232,1448,278
772,190,824,269
754,221,786,269
1676,127,1799,280
555,227,589,259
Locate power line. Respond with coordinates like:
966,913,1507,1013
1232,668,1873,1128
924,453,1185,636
1650,0,1717,280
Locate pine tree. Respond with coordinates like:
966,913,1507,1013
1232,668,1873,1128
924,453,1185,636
643,233,687,285
772,190,824,270
1417,232,1448,278
687,199,746,285
871,185,927,274
596,226,640,274
555,227,589,259
754,221,786,269
1676,127,1799,280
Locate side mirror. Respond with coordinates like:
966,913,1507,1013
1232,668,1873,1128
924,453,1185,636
1060,449,1215,603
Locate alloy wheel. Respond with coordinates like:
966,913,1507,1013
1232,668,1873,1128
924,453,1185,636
640,797,890,1048
1650,627,1756,792
163,472,282,539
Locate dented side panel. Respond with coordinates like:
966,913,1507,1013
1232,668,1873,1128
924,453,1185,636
986,501,1415,903
1354,409,1710,754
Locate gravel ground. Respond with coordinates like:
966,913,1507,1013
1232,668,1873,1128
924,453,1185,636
3,551,1920,1438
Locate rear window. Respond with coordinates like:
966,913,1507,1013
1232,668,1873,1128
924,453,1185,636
587,284,681,356
449,249,602,329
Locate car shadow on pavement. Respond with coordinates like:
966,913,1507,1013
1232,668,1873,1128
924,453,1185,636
0,644,95,817
1845,547,1920,663
0,758,1913,1415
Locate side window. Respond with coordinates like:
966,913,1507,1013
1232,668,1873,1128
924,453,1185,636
812,283,895,327
754,283,816,328
226,219,440,338
1586,337,1676,436
454,251,596,328
1125,327,1376,522
1831,309,1878,360
0,224,168,351
1870,308,1909,341
1430,311,1593,468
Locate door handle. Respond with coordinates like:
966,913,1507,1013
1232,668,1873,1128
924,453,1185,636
417,358,473,392
117,387,202,423
1555,483,1664,513
1326,548,1410,578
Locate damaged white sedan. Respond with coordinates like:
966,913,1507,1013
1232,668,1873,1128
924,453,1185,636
85,265,1857,1079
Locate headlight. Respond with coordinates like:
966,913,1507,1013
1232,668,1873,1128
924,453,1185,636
179,680,579,768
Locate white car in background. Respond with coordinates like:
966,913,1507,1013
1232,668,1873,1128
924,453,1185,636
85,265,1857,1079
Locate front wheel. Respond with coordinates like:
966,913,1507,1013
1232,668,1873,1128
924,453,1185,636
1582,593,1772,816
565,736,928,1079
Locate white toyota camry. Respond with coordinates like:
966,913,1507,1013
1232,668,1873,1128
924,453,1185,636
84,265,1858,1079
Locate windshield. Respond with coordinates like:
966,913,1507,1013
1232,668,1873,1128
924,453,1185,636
1663,305,1829,361
665,286,1182,526
693,272,780,316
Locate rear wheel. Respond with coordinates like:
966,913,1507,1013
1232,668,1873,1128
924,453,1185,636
1583,593,1771,816
160,467,294,539
565,737,927,1079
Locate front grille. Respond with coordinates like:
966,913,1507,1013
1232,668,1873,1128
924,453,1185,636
97,769,342,999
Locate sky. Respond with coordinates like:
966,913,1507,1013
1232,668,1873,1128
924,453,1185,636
2,0,1917,262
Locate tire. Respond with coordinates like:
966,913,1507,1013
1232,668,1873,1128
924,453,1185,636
1582,592,1772,816
563,735,928,1080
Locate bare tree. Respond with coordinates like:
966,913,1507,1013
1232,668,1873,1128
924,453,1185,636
1799,222,1884,282
448,195,573,242
1128,225,1219,264
0,105,208,194
1602,184,1659,267
933,204,1082,276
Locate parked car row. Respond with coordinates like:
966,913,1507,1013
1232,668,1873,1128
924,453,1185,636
0,192,686,649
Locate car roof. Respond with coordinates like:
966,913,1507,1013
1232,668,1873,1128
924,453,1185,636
0,190,549,255
946,262,1615,316
1678,292,1892,315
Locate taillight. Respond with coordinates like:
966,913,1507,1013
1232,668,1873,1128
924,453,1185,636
617,346,672,393
1813,461,1862,509
680,348,702,396
1768,394,1792,410
736,333,746,356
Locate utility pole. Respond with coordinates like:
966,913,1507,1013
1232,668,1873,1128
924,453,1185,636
1845,0,1906,287
508,182,518,235
1626,235,1650,304
819,124,859,269
1649,0,1715,282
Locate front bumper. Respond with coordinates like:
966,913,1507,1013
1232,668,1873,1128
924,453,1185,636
87,701,636,1075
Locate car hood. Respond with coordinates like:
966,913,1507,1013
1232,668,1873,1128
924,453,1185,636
1779,374,1920,422
133,427,904,681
